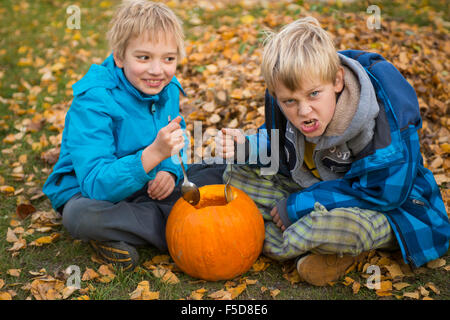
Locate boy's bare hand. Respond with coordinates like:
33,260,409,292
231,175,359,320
147,171,176,200
153,116,185,159
270,207,286,231
141,116,185,174
217,128,246,159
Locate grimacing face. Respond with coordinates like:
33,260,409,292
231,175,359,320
114,33,178,95
274,68,344,138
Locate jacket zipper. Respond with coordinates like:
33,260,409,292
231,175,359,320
390,217,416,267
150,102,158,148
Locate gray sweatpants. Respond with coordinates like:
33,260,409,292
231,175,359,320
62,164,226,252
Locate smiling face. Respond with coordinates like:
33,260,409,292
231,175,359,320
113,32,178,95
274,68,344,138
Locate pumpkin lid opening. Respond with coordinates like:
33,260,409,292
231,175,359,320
194,194,229,209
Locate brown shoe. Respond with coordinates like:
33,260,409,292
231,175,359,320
297,252,367,286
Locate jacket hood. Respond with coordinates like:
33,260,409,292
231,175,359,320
72,54,185,103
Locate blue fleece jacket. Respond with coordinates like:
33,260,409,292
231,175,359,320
43,54,186,210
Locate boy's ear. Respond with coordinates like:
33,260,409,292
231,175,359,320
113,52,124,69
334,66,344,93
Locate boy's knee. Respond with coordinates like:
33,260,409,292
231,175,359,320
307,206,376,254
62,195,103,240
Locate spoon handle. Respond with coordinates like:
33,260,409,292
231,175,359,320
168,115,188,180
177,153,188,180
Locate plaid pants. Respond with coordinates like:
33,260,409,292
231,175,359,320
223,165,397,261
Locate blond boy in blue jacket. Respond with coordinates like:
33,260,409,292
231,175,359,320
43,1,225,270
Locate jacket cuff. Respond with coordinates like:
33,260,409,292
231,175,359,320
158,153,186,185
132,149,157,184
276,198,292,228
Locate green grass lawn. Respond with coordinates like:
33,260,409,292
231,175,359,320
0,0,448,300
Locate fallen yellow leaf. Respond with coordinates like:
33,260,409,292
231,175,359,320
130,281,153,300
7,269,21,277
99,1,112,8
96,275,114,283
419,286,429,297
393,282,411,291
152,267,166,278
6,228,19,243
30,277,65,300
425,282,440,295
30,233,61,246
385,263,404,280
240,15,255,24
190,291,204,300
244,278,258,285
0,292,12,300
142,290,159,300
163,271,179,284
98,265,115,278
62,286,78,299
227,283,247,299
7,238,26,252
342,276,354,286
375,281,392,297
441,143,450,153
0,185,15,193
251,257,271,272
81,268,99,281
151,254,171,264
29,268,47,276
403,291,420,299
79,283,95,295
208,289,232,300
130,281,159,300
190,288,207,300
377,257,392,266
10,219,21,227
142,260,156,270
224,281,236,289
362,262,370,273
17,57,33,67
270,289,281,298
282,269,301,285
352,282,361,294
195,288,208,294
426,258,446,269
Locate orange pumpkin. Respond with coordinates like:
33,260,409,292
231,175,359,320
166,184,265,281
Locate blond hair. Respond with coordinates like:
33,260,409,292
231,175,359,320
261,17,340,95
107,0,185,61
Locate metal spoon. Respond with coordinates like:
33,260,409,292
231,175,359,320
178,153,200,206
168,115,200,206
224,164,234,203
